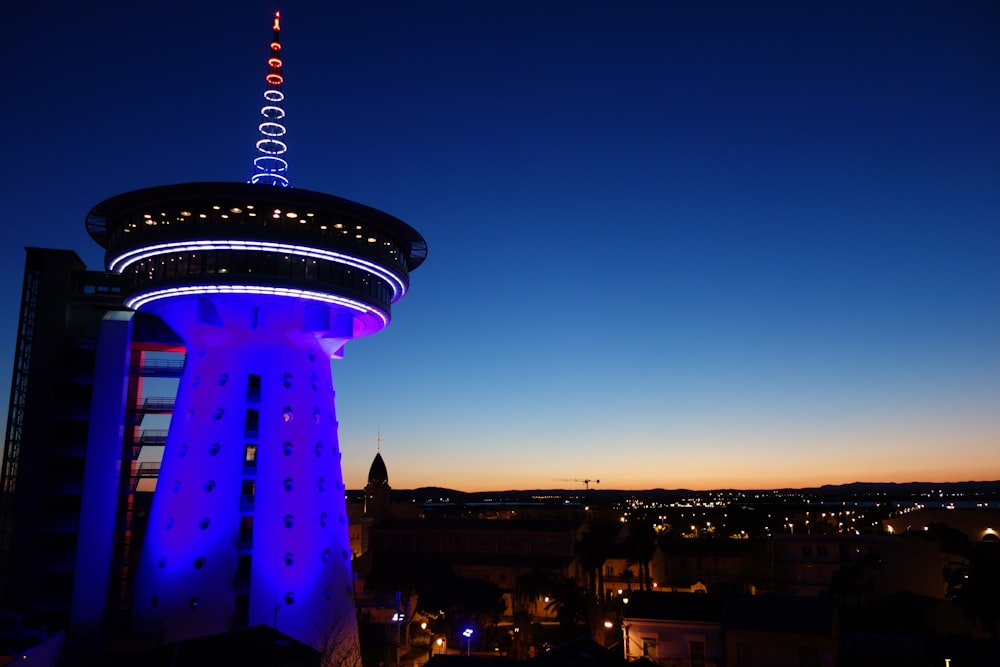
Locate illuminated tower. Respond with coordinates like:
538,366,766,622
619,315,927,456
83,11,427,654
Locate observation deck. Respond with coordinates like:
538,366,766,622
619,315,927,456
85,182,427,339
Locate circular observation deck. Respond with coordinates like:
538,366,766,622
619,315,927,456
86,182,427,335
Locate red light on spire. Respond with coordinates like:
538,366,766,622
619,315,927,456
273,11,281,31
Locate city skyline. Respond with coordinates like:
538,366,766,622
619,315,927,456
5,1,999,492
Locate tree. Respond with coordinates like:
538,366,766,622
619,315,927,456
514,568,557,617
321,606,362,667
945,543,1000,639
420,574,506,652
576,522,616,603
365,551,454,658
623,516,657,591
544,576,591,638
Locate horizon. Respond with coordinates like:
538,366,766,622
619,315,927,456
6,1,999,492
348,478,1000,495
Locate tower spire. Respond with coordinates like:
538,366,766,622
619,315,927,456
250,10,289,187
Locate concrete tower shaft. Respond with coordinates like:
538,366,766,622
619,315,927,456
133,295,355,648
85,182,426,652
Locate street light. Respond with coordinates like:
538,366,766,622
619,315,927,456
462,628,474,656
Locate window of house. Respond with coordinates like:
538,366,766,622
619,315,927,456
641,638,657,658
244,409,259,437
247,374,261,401
690,640,706,667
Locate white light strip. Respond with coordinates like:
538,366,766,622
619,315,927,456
109,239,407,301
256,138,287,154
264,90,285,102
259,121,286,137
250,174,290,186
261,105,286,119
125,284,390,327
254,156,289,171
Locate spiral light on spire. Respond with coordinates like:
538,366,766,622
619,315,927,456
251,11,289,187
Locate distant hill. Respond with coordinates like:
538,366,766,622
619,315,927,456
365,481,1000,504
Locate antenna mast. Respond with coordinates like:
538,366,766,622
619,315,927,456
250,10,290,187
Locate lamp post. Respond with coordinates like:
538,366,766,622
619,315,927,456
462,628,474,656
622,622,630,660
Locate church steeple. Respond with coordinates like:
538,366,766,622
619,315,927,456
367,452,389,487
364,436,391,518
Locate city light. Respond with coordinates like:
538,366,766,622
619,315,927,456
462,628,474,656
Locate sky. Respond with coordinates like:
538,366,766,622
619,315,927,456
5,1,999,492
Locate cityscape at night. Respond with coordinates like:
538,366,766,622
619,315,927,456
1,2,998,666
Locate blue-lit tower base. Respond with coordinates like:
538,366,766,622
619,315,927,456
86,182,426,653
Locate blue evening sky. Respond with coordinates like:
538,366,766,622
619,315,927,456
5,1,999,490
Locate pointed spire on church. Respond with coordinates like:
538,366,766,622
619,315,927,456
250,10,290,187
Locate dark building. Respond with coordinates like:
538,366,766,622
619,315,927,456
0,248,182,629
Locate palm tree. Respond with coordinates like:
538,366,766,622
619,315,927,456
545,576,591,637
624,516,657,591
576,522,615,603
514,568,556,618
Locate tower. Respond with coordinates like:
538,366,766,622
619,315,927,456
83,11,427,653
363,446,391,519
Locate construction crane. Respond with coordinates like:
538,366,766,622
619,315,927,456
553,478,600,490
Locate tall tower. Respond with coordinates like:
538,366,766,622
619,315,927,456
83,11,427,654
